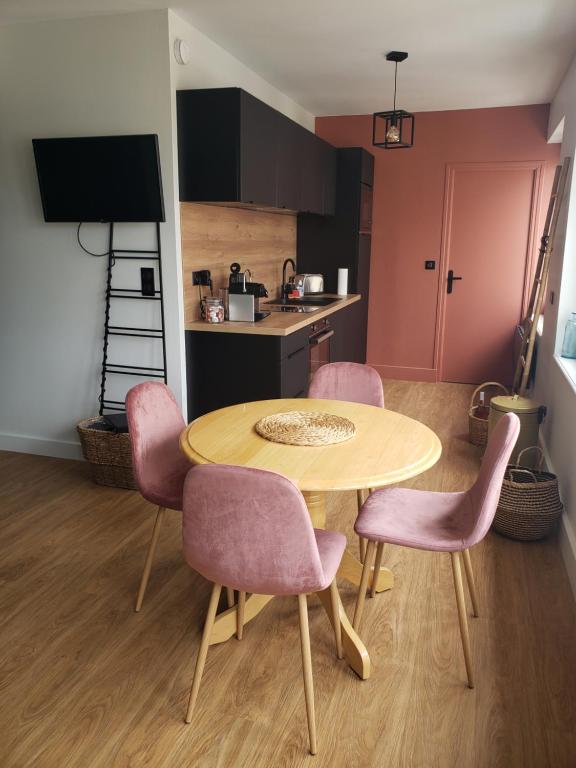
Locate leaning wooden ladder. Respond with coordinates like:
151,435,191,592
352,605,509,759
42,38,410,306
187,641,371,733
513,157,571,396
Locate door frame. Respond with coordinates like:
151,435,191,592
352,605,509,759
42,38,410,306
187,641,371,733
434,160,545,382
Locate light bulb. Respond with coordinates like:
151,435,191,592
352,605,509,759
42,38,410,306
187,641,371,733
386,123,400,143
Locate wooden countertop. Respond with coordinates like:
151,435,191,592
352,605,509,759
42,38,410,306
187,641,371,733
184,294,361,336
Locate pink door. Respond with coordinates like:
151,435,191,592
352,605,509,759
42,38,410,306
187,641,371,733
440,163,540,385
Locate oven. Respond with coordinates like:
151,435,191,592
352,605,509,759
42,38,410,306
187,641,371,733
309,318,334,377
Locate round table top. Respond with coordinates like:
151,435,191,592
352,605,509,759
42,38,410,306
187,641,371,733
180,398,442,492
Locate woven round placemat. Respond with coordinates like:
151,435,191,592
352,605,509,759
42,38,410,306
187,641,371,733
255,410,355,446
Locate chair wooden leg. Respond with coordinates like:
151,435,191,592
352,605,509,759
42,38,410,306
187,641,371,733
462,549,479,618
328,580,343,659
450,552,474,689
370,542,385,598
135,506,166,612
236,591,246,640
297,593,317,755
353,540,376,631
185,583,222,723
226,587,235,608
358,535,366,563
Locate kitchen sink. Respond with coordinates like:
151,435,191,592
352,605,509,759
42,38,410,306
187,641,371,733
266,304,320,313
265,296,338,308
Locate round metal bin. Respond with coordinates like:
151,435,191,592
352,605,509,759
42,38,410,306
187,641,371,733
488,395,546,466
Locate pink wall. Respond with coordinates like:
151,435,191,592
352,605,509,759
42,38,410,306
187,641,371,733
316,105,560,380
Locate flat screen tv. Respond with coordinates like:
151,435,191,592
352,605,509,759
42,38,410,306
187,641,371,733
32,134,165,223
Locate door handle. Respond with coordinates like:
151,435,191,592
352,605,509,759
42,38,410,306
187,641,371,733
447,269,463,294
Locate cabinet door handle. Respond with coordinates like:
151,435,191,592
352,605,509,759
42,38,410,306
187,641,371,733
447,269,463,294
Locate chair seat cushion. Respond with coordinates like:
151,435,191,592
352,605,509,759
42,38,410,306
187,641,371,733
354,487,472,552
314,529,347,589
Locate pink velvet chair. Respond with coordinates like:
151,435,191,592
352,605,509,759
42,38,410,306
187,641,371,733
309,361,385,560
182,464,347,755
126,382,191,612
353,413,520,689
308,361,385,408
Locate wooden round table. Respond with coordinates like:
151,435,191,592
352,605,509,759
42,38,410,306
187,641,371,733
180,398,442,679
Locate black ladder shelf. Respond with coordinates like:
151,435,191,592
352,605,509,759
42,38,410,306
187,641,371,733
99,222,167,414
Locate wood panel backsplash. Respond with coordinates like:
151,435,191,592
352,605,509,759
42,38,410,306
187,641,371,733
180,203,297,323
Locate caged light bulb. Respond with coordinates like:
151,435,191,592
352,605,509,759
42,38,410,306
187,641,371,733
386,123,400,143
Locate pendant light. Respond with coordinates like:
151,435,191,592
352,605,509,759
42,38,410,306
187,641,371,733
372,51,415,149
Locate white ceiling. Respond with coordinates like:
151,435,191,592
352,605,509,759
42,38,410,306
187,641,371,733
1,0,575,115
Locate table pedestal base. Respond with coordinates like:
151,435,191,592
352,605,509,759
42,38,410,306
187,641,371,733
208,594,274,646
302,491,395,592
206,490,393,680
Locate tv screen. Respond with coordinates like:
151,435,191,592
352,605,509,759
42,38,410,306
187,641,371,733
32,134,165,223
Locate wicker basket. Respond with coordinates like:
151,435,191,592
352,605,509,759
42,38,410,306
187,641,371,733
77,416,136,490
468,381,509,448
493,447,563,541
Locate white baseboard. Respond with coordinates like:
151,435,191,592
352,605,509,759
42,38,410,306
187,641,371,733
0,432,83,461
539,436,576,601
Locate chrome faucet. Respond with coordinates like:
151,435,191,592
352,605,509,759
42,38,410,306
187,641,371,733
281,258,296,301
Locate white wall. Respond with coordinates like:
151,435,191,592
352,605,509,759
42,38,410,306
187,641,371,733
167,11,314,130
0,11,184,459
0,9,314,460
534,52,576,598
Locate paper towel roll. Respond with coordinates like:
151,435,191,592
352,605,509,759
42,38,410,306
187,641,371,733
337,268,348,295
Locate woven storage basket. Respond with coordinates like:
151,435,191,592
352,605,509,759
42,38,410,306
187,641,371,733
493,447,563,541
77,416,136,490
468,381,508,448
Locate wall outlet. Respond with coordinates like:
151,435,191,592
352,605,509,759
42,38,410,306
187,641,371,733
192,269,212,286
140,267,155,296
425,260,436,270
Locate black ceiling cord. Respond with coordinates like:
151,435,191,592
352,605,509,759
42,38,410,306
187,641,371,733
76,222,110,257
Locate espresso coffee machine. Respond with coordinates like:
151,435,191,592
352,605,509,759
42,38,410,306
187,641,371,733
228,262,270,321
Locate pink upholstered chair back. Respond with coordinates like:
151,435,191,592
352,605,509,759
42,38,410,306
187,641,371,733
463,413,520,548
182,464,328,595
308,362,384,408
126,382,189,510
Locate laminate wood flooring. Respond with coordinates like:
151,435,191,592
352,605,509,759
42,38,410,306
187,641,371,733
1,381,575,767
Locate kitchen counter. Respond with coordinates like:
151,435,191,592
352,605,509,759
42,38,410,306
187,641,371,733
185,294,361,336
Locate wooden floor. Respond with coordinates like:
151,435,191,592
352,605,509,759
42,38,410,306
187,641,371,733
1,381,576,767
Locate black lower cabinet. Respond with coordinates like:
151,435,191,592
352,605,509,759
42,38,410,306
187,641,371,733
330,302,367,364
185,308,366,419
186,327,310,419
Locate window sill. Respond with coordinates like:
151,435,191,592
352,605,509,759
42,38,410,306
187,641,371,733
555,355,576,394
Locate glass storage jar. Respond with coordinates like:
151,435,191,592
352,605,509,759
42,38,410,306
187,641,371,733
204,297,225,324
561,312,576,358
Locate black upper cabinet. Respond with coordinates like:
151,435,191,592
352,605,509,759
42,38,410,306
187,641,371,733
177,89,240,202
321,141,337,216
240,90,279,205
300,133,336,215
177,87,335,214
298,147,374,292
360,150,375,187
276,116,303,211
